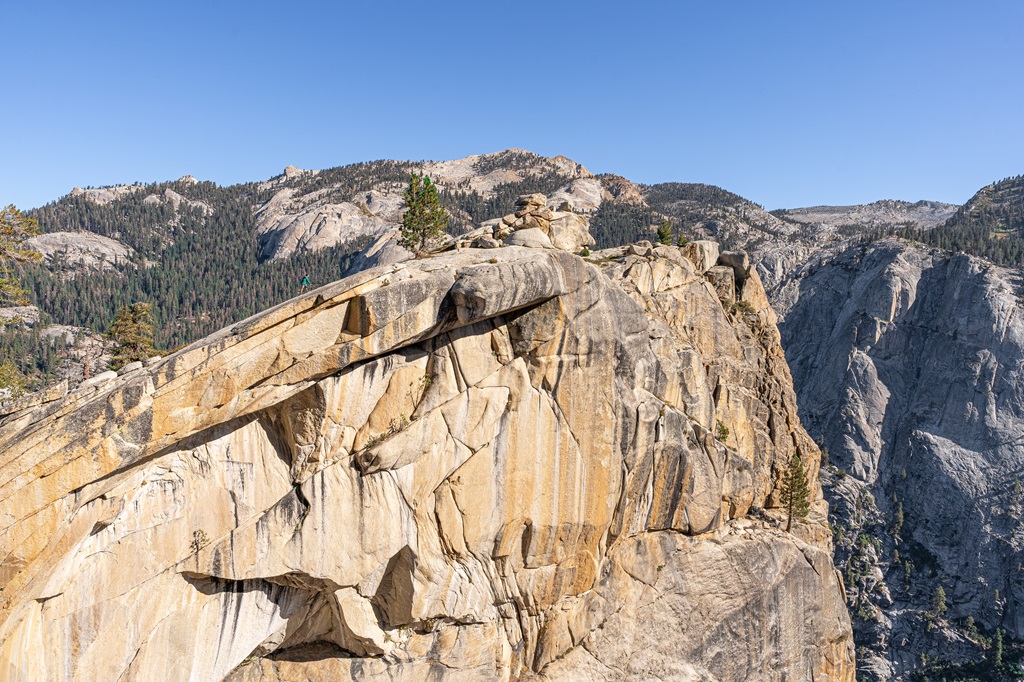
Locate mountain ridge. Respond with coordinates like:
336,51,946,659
0,148,981,409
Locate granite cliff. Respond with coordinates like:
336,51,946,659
0,204,853,680
780,238,1024,679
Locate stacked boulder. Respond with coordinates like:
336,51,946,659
499,193,552,233
462,193,596,253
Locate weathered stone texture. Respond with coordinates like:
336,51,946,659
780,239,1024,679
0,241,853,680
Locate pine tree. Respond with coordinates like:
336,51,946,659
399,174,449,255
995,627,1003,666
0,358,28,398
781,452,811,531
893,501,904,540
0,204,42,305
931,584,947,619
656,219,673,245
106,303,155,370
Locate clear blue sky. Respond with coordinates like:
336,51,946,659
3,1,1022,210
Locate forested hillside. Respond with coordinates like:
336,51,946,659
884,176,1024,265
586,178,783,249
644,181,791,249
22,180,370,347
0,152,657,388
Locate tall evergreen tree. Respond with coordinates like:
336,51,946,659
106,303,155,370
0,359,28,398
399,174,448,255
931,584,948,619
0,204,42,304
656,218,673,245
781,452,811,531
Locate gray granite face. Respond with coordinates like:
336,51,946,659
779,238,1024,679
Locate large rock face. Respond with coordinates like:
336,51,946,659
0,241,853,680
255,186,394,260
25,231,136,272
780,239,1024,679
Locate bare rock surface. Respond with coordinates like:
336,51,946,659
681,240,720,274
25,232,136,271
255,187,393,261
341,229,415,277
142,187,213,215
0,241,852,680
779,238,1024,679
546,178,604,213
777,200,958,233
504,227,553,249
69,184,145,205
0,307,40,328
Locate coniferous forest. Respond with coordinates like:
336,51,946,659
884,176,1024,266
20,182,370,350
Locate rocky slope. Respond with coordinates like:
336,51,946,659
747,201,959,321
779,238,1024,679
774,200,958,233
944,175,1024,234
24,231,136,273
0,204,853,680
253,150,599,261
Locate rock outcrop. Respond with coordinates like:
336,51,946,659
4,195,852,681
341,229,415,277
142,187,213,215
485,194,595,254
69,184,145,205
25,232,136,272
0,236,852,680
545,178,604,214
0,307,40,329
255,187,394,261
